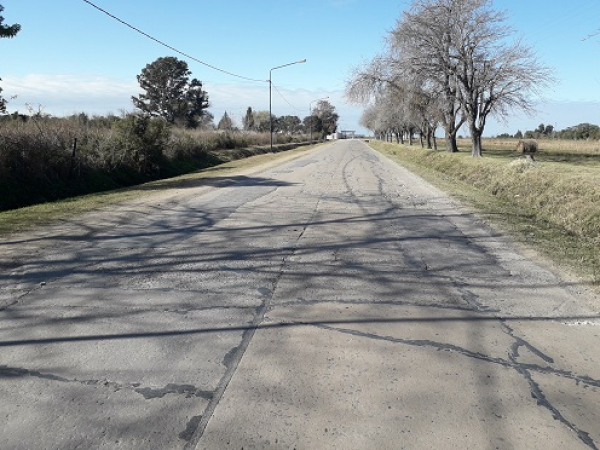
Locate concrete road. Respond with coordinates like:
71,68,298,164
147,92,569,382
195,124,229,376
1,140,599,449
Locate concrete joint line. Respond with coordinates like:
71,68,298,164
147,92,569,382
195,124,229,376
184,195,322,449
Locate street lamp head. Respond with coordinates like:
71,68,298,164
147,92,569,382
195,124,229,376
271,59,307,72
269,58,306,151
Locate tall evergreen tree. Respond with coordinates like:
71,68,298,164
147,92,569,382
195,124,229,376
243,107,255,131
132,56,209,128
0,4,19,37
217,111,234,131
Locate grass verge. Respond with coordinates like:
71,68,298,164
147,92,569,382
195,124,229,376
369,139,600,286
0,143,319,237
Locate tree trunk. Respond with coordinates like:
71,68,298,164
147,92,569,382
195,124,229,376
433,134,438,151
444,132,458,153
408,132,413,146
471,127,483,157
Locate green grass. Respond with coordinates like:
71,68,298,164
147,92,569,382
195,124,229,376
370,138,600,286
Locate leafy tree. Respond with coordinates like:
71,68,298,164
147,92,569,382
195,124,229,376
312,100,339,138
303,115,322,136
0,4,20,113
252,110,272,133
278,115,303,134
514,130,523,139
217,111,234,131
197,111,215,130
132,56,209,128
242,107,255,131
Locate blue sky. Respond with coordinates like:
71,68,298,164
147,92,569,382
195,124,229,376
1,0,599,136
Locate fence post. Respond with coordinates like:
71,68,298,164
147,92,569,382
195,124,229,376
69,138,78,179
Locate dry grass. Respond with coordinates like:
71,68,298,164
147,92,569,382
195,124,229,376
458,137,600,165
371,138,600,285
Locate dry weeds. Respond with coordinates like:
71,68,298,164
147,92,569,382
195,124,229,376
371,138,600,285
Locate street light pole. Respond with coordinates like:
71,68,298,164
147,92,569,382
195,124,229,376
309,96,329,143
269,59,306,151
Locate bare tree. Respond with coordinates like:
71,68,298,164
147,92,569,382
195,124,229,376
359,105,379,137
389,0,482,153
347,16,459,152
453,4,553,156
378,90,409,144
351,0,553,157
404,0,552,156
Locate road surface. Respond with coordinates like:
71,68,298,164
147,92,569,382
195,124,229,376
1,140,599,449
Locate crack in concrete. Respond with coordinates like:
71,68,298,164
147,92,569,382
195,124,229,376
0,365,72,383
317,322,600,389
315,323,512,367
271,297,484,313
179,415,202,442
312,322,599,449
0,364,132,391
135,384,213,400
183,154,346,449
502,323,598,450
0,365,216,403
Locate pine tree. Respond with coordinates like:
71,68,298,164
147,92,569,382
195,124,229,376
0,4,20,38
0,4,20,112
217,111,234,131
243,107,255,131
132,57,209,128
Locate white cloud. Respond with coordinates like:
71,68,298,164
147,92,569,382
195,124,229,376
13,73,595,138
2,74,138,115
0,73,368,132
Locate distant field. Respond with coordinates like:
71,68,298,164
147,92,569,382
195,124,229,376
371,138,600,286
458,137,600,165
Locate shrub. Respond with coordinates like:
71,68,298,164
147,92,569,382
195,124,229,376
109,114,169,175
0,113,309,210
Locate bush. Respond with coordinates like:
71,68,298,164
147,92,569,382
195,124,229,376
0,113,309,211
109,114,169,175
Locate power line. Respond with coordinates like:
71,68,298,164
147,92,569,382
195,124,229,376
582,29,600,42
81,0,266,83
271,82,303,112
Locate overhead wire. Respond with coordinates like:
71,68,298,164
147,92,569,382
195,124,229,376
271,82,304,112
81,0,266,83
582,29,600,42
522,1,599,44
